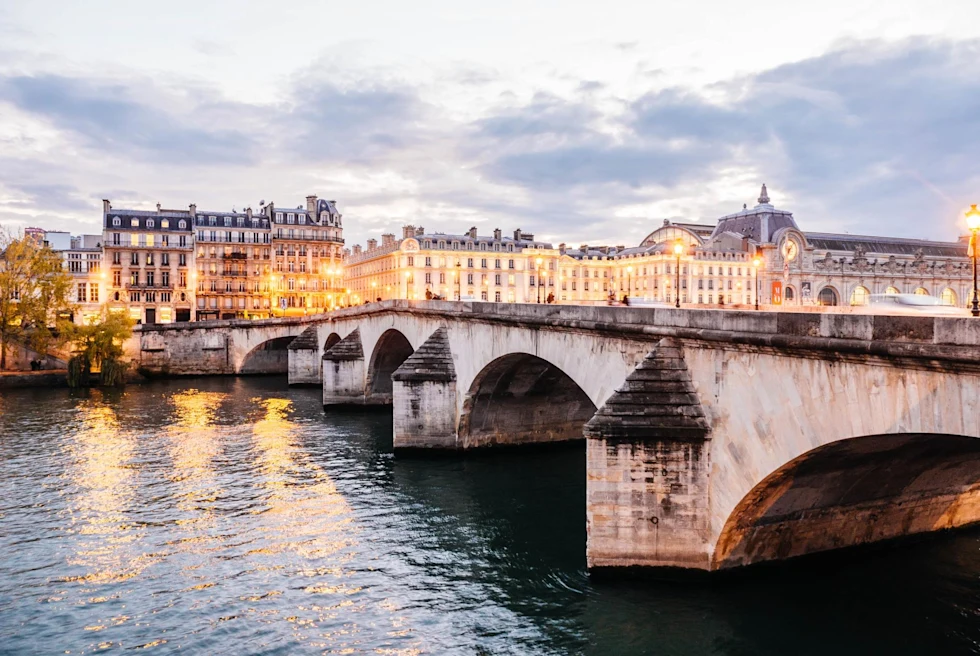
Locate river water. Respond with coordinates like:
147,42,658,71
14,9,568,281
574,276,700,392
1,377,978,655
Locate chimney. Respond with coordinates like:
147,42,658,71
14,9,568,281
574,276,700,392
493,228,502,240
306,195,318,213
581,244,588,253
246,207,252,219
367,238,378,251
468,226,477,239
156,202,162,213
353,244,362,255
402,225,416,239
513,229,522,241
189,203,197,218
415,226,425,236
102,199,111,214
382,233,395,247
559,242,566,255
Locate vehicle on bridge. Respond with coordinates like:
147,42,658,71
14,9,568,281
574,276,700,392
868,293,969,316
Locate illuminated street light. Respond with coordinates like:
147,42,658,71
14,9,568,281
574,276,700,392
673,241,684,308
967,205,980,317
753,256,762,311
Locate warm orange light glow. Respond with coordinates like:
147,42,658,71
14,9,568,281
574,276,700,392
753,257,762,267
626,265,633,274
673,241,684,256
967,204,980,231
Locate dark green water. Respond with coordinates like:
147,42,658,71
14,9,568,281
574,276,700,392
1,377,979,655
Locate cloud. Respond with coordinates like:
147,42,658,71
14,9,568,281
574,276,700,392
1,37,980,247
0,74,256,161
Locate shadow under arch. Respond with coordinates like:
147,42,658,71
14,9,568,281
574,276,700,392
367,329,414,400
324,332,341,351
458,352,598,448
712,433,980,570
240,336,296,374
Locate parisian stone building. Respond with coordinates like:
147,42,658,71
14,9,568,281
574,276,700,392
346,185,971,309
102,200,196,324
344,226,557,304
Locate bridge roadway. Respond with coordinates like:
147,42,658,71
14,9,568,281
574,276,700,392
132,301,980,572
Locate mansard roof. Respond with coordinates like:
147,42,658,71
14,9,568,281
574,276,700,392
804,232,966,258
104,211,193,231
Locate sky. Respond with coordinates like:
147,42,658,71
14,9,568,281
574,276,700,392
1,0,979,248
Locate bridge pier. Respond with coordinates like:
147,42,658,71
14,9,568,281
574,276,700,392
322,328,375,406
585,339,713,570
391,328,458,449
288,326,321,386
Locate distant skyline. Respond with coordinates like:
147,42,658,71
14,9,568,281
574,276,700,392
1,0,979,248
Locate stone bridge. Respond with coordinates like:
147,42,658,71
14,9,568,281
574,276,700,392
134,301,980,572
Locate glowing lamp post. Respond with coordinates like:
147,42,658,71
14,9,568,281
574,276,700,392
753,257,762,311
968,204,980,317
456,260,462,300
535,257,543,303
673,241,684,308
626,265,633,303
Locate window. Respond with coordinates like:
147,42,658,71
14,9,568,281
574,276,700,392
494,274,501,285
112,217,120,227
131,252,139,265
425,257,432,267
494,259,501,269
467,258,473,267
425,272,432,284
439,273,445,284
91,285,99,302
147,219,155,228
508,259,514,269
112,271,121,287
179,220,186,229
467,274,474,284
77,283,87,302
131,218,139,227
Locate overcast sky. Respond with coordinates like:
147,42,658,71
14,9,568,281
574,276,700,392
1,0,979,248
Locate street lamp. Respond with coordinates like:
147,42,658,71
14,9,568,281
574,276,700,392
626,265,633,302
673,241,684,308
456,260,462,300
967,204,980,316
535,257,543,303
753,256,762,311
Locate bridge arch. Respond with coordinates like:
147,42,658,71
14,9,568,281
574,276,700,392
367,329,414,399
324,332,341,351
458,352,598,448
240,336,295,374
712,433,980,569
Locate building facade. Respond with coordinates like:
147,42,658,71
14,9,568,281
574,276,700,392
346,185,972,309
102,201,196,324
344,226,558,304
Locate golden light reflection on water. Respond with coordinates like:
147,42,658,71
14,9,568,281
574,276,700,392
63,394,148,588
166,390,226,522
247,395,424,650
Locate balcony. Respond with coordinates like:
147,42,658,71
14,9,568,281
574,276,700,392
222,252,248,260
126,282,174,290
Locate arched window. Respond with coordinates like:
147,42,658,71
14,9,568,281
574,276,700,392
914,287,930,296
941,288,957,306
885,286,900,295
849,285,870,306
784,286,796,303
113,291,120,301
817,286,839,306
179,220,186,229
147,219,155,228
112,217,120,226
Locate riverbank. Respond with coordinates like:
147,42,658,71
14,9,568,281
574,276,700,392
0,370,69,389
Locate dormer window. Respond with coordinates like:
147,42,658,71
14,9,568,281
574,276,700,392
147,219,155,228
130,218,139,227
178,220,186,229
224,217,231,227
209,216,217,226
112,217,120,227
276,213,283,223
161,219,169,228
287,213,295,224
299,215,306,224
438,240,446,249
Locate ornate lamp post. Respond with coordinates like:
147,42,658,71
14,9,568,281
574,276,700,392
456,260,462,300
626,265,633,302
967,204,980,317
752,257,761,311
673,241,683,308
535,257,543,303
